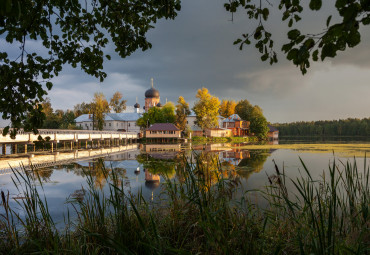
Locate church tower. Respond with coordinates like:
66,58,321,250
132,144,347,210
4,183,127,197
144,78,160,112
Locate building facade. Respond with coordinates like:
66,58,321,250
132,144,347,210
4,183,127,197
75,108,142,133
222,114,250,136
145,123,181,138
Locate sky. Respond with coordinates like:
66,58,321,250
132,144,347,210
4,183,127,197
5,0,370,123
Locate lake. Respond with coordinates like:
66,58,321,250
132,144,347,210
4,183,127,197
0,141,369,225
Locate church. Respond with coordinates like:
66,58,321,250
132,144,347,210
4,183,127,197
75,78,162,133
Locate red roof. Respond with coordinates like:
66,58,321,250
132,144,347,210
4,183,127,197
147,123,180,131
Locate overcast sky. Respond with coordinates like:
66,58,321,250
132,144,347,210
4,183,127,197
14,0,370,123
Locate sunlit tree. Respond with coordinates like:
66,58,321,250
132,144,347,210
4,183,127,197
219,100,236,118
192,88,220,130
175,96,191,130
110,92,127,113
92,92,110,131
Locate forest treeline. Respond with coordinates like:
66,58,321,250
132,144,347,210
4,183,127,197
274,118,370,137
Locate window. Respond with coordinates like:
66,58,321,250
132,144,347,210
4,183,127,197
116,123,118,127
128,123,130,127
90,123,92,126
187,121,188,124
104,123,106,127
109,123,111,127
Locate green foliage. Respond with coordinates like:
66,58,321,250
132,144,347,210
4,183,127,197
0,0,181,135
175,96,191,130
226,0,370,74
136,102,176,128
192,88,221,130
249,106,269,139
234,99,253,121
275,117,370,137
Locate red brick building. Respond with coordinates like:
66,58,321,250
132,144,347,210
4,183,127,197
222,114,250,136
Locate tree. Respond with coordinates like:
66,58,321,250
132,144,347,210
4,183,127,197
175,96,191,130
249,106,269,140
225,0,370,74
161,102,176,124
235,99,254,121
192,88,220,130
219,100,236,118
92,92,110,131
73,102,93,118
136,102,176,129
0,0,181,137
110,92,127,113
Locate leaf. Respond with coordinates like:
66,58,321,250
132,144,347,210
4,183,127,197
233,39,242,45
261,54,268,61
321,43,337,60
309,0,322,11
46,82,53,90
2,126,9,136
287,29,301,40
288,19,293,27
326,15,332,27
312,50,319,61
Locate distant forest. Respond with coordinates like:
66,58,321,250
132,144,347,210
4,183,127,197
274,118,370,137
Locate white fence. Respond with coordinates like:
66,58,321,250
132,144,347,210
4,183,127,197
0,129,138,143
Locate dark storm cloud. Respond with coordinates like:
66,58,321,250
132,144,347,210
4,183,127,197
37,0,370,122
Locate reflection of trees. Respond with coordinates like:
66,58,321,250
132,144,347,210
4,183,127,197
136,153,176,179
58,159,127,190
237,150,270,179
194,151,238,190
29,168,54,182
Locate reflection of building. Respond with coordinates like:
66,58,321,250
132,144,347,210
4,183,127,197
145,170,160,183
222,114,250,136
143,144,181,160
146,123,181,139
221,149,250,165
268,125,279,140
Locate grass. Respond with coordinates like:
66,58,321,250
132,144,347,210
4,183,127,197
0,155,369,254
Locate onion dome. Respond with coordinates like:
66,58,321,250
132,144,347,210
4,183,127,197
134,102,140,108
156,102,162,107
145,87,160,98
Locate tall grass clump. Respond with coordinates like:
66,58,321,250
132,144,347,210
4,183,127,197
0,156,369,254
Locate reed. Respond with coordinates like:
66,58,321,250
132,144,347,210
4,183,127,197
0,155,368,254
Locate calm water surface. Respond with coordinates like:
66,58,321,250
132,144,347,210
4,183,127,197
0,141,369,224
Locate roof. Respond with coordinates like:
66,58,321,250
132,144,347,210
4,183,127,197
75,112,142,122
145,87,160,98
223,114,242,123
147,123,180,131
268,124,279,132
